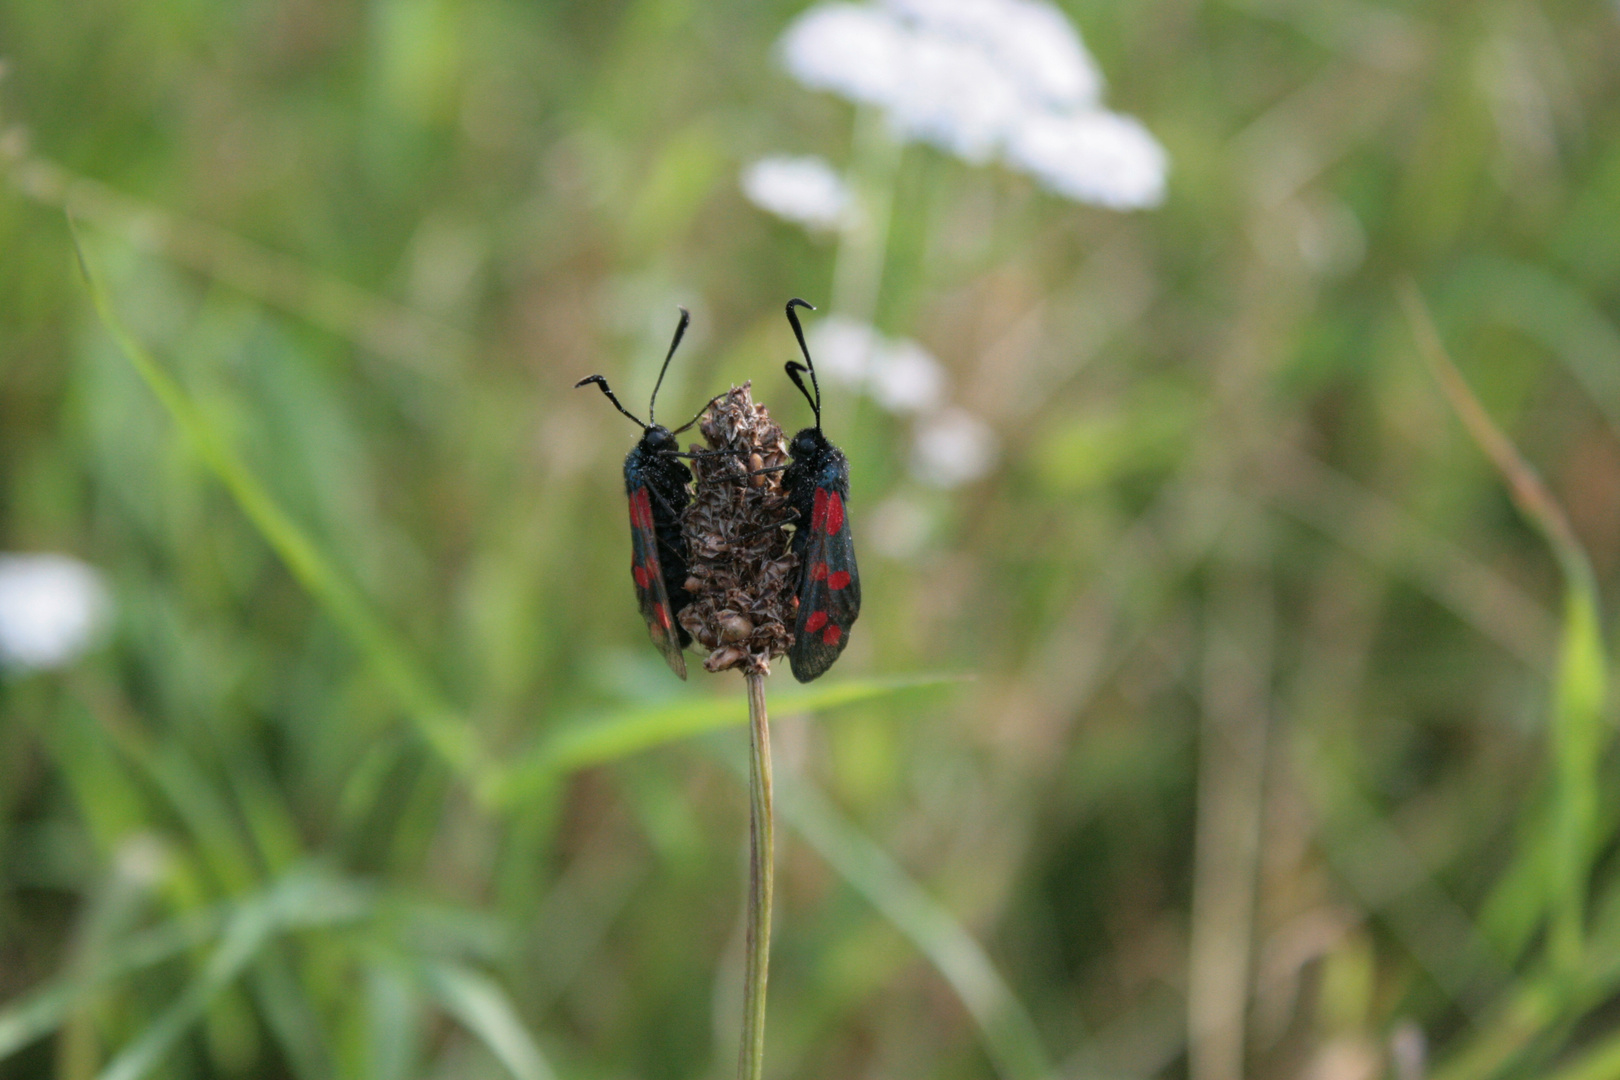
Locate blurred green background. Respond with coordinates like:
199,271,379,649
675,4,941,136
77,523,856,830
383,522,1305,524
5,1,1620,1078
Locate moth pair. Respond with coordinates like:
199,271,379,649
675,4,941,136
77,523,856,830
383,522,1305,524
575,300,860,682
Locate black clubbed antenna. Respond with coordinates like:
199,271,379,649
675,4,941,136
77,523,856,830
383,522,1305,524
647,306,691,427
574,375,645,429
784,298,820,430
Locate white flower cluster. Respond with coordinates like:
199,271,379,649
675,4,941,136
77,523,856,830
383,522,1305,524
740,155,853,231
0,554,110,673
809,316,998,487
910,407,998,488
779,0,1167,209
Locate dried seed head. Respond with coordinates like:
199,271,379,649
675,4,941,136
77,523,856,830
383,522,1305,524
718,613,755,643
679,383,797,675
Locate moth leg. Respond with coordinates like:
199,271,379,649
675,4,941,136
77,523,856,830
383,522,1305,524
731,507,800,543
660,447,747,460
668,392,728,436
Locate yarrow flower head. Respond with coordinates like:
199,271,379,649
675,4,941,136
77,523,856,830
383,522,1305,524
884,0,1102,110
803,316,996,488
741,155,854,231
0,553,111,673
779,0,1168,209
808,316,947,415
680,384,800,675
911,406,999,487
1006,109,1168,211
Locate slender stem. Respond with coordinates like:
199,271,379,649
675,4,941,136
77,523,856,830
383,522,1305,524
830,105,901,326
738,671,775,1080
827,105,901,439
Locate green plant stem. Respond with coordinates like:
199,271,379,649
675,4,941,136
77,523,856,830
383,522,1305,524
830,105,901,326
738,672,774,1080
1402,281,1608,982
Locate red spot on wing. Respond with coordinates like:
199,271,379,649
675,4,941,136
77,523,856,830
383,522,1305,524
827,570,851,590
810,488,828,533
653,602,670,629
633,564,651,588
629,488,654,531
823,491,844,535
810,562,828,581
804,611,828,633
821,624,842,646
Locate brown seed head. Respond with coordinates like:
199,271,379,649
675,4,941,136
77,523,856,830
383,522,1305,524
679,383,797,675
718,613,755,643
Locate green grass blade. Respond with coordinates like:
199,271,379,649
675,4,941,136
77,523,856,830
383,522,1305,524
362,964,421,1080
1439,875,1620,1080
123,741,263,896
1476,796,1555,966
775,776,1053,1080
0,912,221,1061
248,950,334,1080
1544,1027,1620,1080
0,981,86,1065
1403,282,1610,979
93,873,370,1080
95,899,280,1080
31,697,155,856
1449,257,1620,444
1551,584,1609,970
484,674,970,807
71,225,482,774
421,962,556,1080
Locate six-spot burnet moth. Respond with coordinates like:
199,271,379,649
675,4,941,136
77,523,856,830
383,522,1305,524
575,308,721,680
579,300,865,683
779,299,861,683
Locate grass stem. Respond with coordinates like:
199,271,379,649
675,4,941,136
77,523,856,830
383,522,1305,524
738,672,775,1080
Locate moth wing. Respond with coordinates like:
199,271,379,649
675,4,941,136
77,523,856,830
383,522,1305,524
789,488,860,683
629,486,687,680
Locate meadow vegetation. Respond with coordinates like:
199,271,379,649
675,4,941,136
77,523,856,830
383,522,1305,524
3,2,1620,1079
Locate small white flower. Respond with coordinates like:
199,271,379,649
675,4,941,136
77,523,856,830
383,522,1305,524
741,155,853,231
777,0,1169,210
1005,109,1168,210
987,0,1105,110
883,31,1023,163
867,494,933,559
869,338,947,414
808,318,949,414
911,407,999,487
809,315,886,385
884,0,1103,110
114,833,173,889
781,3,911,109
0,554,111,673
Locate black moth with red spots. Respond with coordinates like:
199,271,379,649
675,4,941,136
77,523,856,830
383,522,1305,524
780,299,861,682
576,308,719,680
